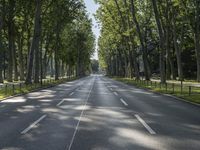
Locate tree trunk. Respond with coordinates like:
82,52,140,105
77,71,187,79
0,36,3,83
0,11,3,83
42,34,50,78
122,0,140,79
13,36,18,81
55,22,60,80
151,0,166,83
165,1,175,80
171,7,183,81
166,26,175,80
39,38,43,84
130,0,151,80
0,53,3,83
25,0,42,84
50,55,54,77
7,0,15,82
42,50,47,78
195,0,200,82
0,39,3,83
17,34,25,81
34,1,42,84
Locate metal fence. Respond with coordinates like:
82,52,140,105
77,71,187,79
133,80,200,96
0,77,71,98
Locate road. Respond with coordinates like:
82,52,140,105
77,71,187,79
0,75,200,150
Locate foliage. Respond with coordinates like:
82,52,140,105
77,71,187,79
96,0,200,82
0,0,95,83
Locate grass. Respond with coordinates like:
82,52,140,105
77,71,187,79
0,77,77,100
112,77,200,104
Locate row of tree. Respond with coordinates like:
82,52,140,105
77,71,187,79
0,0,95,84
96,0,200,83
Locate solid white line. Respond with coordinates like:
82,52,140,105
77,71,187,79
67,79,95,150
21,115,47,134
69,92,74,96
114,92,118,96
120,98,128,106
57,99,65,106
135,114,156,135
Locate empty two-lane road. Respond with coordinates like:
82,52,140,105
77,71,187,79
0,75,200,150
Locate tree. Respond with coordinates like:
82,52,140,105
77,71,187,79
91,59,99,73
96,0,200,82
130,0,151,80
194,0,200,82
151,0,166,83
25,0,42,84
0,0,95,84
0,2,3,83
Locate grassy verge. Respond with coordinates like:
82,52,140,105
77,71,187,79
112,77,200,104
0,77,77,100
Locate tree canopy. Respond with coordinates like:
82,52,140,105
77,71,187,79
0,0,95,84
96,0,200,83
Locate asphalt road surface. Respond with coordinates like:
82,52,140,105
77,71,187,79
0,75,200,150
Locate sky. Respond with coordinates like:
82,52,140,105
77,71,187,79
84,0,100,60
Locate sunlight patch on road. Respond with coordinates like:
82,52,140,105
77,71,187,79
147,112,163,117
57,115,70,120
74,116,93,123
27,94,55,99
39,99,53,102
63,98,82,102
1,148,21,150
43,108,62,113
112,128,166,150
131,90,153,95
74,105,91,110
1,98,26,103
17,105,36,113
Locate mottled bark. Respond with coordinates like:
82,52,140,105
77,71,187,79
130,0,151,80
194,0,200,82
25,0,42,84
34,0,42,84
123,0,140,79
50,55,54,77
166,25,175,80
17,34,25,81
55,22,60,80
7,0,15,82
165,1,175,80
13,38,18,81
172,22,183,81
151,0,166,83
0,9,4,83
171,5,183,81
0,36,3,83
